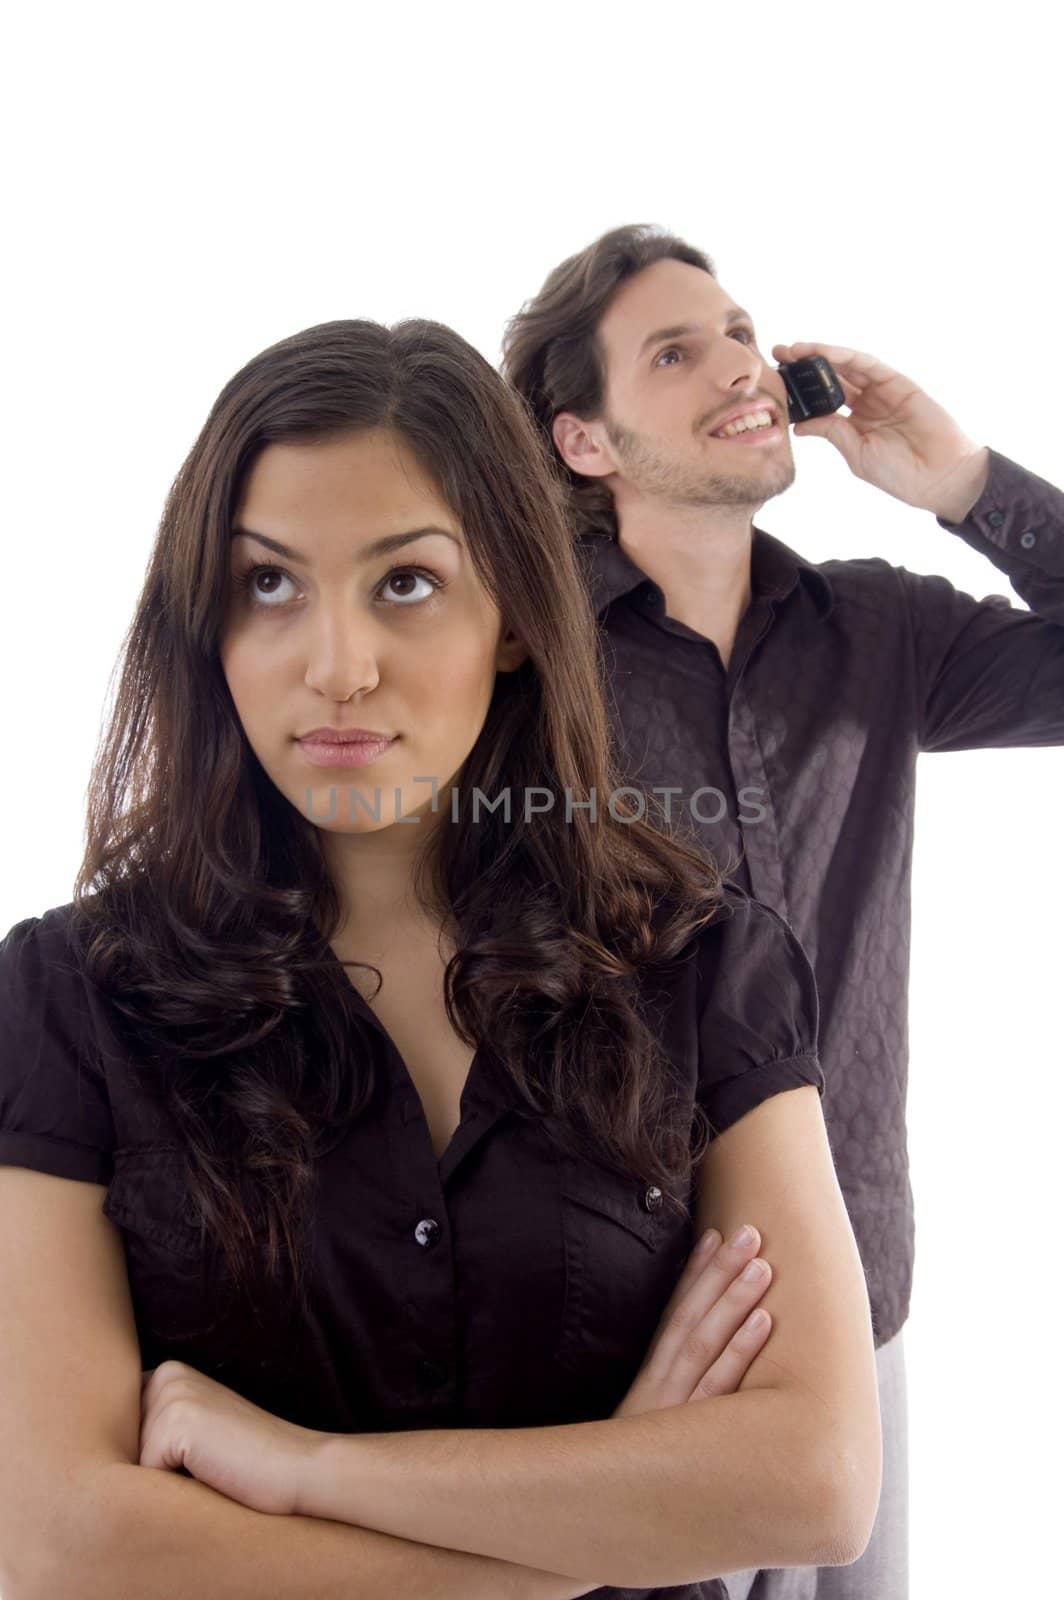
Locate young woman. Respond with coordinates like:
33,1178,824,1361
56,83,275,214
0,317,880,1600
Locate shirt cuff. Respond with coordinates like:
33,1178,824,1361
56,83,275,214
702,1052,825,1142
935,446,1061,570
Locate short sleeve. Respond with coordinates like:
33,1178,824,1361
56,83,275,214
695,889,824,1138
0,909,115,1184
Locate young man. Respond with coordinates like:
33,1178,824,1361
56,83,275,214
501,225,1064,1599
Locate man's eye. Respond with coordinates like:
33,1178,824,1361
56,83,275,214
654,329,757,367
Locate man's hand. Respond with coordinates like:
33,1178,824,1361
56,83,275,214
613,1224,772,1417
772,340,990,522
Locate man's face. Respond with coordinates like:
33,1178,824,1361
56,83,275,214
585,257,796,511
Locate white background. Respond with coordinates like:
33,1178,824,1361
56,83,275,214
3,3,1061,1593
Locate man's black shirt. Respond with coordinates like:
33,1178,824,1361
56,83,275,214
581,446,1064,1344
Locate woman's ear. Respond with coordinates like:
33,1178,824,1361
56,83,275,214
495,628,530,674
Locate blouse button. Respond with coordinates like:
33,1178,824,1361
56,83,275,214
642,1185,663,1212
414,1218,441,1248
1019,530,1037,549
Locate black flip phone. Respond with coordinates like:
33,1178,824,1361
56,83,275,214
776,356,845,423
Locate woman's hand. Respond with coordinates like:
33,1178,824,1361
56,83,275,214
138,1230,772,1517
613,1224,772,1417
139,1360,325,1515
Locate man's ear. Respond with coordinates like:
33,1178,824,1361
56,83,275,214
496,628,531,674
551,410,615,481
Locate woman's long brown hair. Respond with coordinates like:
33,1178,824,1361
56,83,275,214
70,316,726,1323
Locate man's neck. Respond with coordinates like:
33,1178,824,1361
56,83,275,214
616,503,756,669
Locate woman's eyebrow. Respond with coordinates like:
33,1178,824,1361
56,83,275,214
229,525,462,563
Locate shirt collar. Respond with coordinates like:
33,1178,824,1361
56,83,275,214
578,525,834,621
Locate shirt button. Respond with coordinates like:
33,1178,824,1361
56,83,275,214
414,1218,441,1248
417,1357,448,1389
1019,530,1037,549
642,1185,663,1212
987,510,1005,529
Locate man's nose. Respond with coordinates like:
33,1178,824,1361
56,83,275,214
715,338,764,393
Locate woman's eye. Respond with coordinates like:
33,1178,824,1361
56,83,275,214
231,563,444,612
378,568,444,605
232,565,297,607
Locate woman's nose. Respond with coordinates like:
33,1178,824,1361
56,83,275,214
302,617,381,701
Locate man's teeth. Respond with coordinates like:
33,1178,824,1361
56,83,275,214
713,410,775,438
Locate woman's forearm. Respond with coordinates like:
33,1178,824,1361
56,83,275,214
301,1391,864,1590
63,1460,599,1600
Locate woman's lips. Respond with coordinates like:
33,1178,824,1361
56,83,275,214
297,735,398,768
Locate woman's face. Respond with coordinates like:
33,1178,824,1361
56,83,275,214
219,427,528,841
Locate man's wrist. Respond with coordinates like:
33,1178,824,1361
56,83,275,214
928,445,991,524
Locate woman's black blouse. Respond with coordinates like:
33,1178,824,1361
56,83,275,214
0,888,823,1600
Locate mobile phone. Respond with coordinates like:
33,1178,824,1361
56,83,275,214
776,356,845,423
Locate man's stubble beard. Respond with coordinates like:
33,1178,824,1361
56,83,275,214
604,415,796,510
